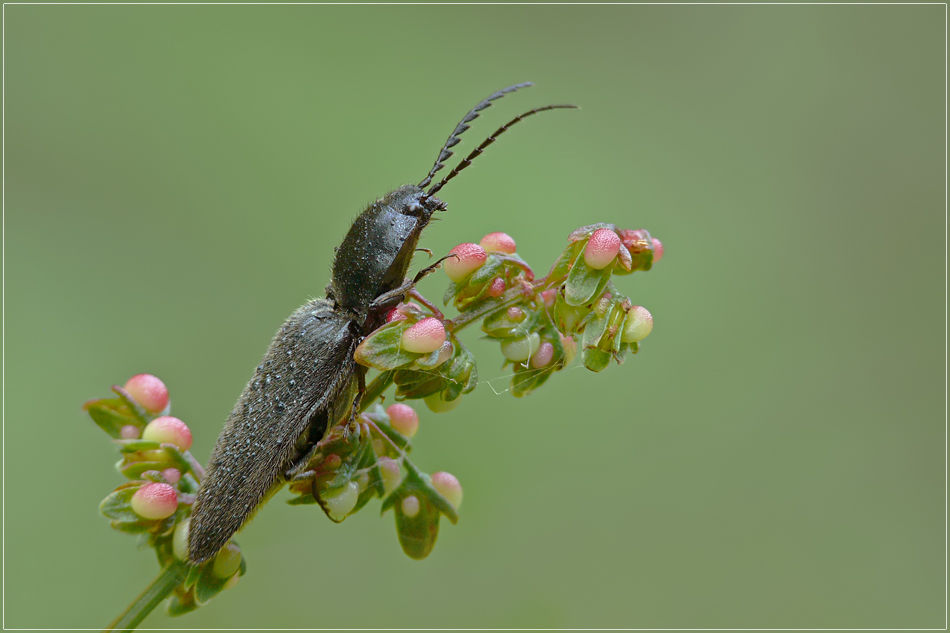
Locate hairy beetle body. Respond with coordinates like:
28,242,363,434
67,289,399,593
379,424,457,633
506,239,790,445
189,84,577,564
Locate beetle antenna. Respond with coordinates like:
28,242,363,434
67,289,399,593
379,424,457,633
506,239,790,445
417,83,533,190
425,104,579,198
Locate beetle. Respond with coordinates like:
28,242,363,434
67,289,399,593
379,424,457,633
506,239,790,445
187,83,578,564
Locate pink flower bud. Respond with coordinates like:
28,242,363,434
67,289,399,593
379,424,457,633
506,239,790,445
386,403,419,439
401,495,420,518
386,307,408,323
584,228,621,270
120,425,140,440
560,335,577,364
541,289,557,308
479,232,517,254
530,342,555,369
123,374,169,413
444,243,487,282
131,482,178,520
507,306,526,322
162,468,181,485
142,416,193,451
401,318,447,354
652,238,664,263
431,471,463,509
622,306,654,343
377,457,402,495
488,277,506,297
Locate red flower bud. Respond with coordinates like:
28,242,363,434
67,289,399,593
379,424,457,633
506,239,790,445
401,317,447,354
479,232,517,254
123,374,169,413
530,342,555,369
131,482,178,520
387,403,419,439
431,471,463,509
142,416,193,451
622,306,654,343
652,238,664,263
584,228,621,270
488,277,506,297
444,243,487,282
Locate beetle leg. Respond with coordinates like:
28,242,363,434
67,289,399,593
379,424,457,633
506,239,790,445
408,288,444,320
349,367,367,423
369,254,456,312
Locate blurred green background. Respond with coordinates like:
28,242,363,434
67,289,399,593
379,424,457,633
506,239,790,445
4,4,945,629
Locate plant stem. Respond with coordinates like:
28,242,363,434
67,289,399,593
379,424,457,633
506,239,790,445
360,370,395,414
105,560,186,632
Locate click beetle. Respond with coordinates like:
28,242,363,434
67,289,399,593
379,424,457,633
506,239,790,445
188,83,577,564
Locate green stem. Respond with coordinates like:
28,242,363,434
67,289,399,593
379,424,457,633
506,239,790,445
360,370,395,414
105,560,187,632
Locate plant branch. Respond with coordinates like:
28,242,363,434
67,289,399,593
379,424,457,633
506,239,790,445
105,560,187,632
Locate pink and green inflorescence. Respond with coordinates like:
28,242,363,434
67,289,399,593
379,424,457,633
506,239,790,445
84,223,662,622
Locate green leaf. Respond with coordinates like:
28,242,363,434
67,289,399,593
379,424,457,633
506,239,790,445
114,439,162,453
393,369,445,400
287,493,318,505
194,566,229,606
83,398,139,439
121,459,176,479
100,484,143,523
564,258,613,307
567,223,615,242
354,321,419,371
183,562,204,590
583,348,612,372
166,590,199,617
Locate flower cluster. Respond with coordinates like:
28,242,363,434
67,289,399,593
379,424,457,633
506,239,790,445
84,222,662,625
285,401,463,560
84,375,246,617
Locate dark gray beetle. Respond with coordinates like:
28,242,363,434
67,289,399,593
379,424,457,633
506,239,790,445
188,83,577,564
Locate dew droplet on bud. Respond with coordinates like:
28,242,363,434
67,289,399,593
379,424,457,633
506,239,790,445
501,332,541,362
444,243,487,282
162,468,181,484
131,482,178,520
322,481,360,521
401,495,420,518
622,306,654,343
387,403,419,438
401,318,447,354
377,457,402,495
488,277,506,297
120,425,140,440
507,306,526,322
652,238,664,263
142,416,193,451
431,471,463,510
479,232,517,254
584,228,621,270
212,542,242,579
530,342,555,369
172,518,190,560
124,374,169,413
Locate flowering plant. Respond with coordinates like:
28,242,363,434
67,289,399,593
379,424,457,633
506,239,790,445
85,224,663,629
